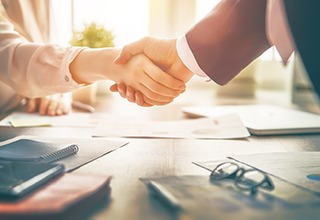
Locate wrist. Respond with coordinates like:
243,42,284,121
70,48,121,84
170,40,194,83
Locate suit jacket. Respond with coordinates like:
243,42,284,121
185,0,270,85
185,0,320,97
284,0,320,96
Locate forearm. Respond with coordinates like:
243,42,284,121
70,47,121,84
184,0,270,85
1,32,82,98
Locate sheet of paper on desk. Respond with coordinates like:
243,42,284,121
92,114,250,139
142,175,320,220
228,152,320,195
0,135,128,171
193,158,320,204
0,112,99,127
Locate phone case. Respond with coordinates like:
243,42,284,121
0,161,65,200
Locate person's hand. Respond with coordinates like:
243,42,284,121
70,47,185,107
115,37,193,82
113,37,194,105
109,83,149,106
111,53,186,106
26,94,70,116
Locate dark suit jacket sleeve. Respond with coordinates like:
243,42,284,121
185,0,270,85
284,0,320,96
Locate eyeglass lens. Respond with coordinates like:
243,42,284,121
210,162,274,194
210,162,239,180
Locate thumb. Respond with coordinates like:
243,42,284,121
114,37,149,64
114,49,133,64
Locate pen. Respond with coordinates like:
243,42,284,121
72,101,95,113
147,180,181,210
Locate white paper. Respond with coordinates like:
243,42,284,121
93,114,250,139
0,112,100,127
229,152,320,194
183,104,320,135
194,154,320,204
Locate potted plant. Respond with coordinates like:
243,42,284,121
70,23,115,104
70,22,114,48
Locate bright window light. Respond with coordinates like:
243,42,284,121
50,0,149,46
196,0,220,21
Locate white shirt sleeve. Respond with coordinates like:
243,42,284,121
176,35,209,78
0,21,84,98
266,0,295,64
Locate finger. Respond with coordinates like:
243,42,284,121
140,91,175,106
117,84,128,98
130,56,185,99
38,97,50,115
46,99,59,116
53,100,67,116
54,97,70,115
114,37,150,64
113,84,152,107
27,98,38,113
126,88,154,107
135,92,152,107
135,82,174,103
54,102,63,116
109,84,119,92
143,64,186,93
110,83,169,106
126,86,136,103
144,97,174,106
137,73,182,102
110,83,129,99
119,82,168,105
59,103,70,115
128,62,182,102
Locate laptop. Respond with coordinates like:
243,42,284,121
182,104,320,135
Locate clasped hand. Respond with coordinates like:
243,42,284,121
111,37,193,107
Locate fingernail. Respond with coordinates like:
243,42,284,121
119,87,124,95
56,109,62,115
114,56,120,64
114,55,125,64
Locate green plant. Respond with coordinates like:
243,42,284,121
70,22,114,48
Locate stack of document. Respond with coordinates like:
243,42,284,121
142,151,320,219
93,114,250,139
183,104,320,135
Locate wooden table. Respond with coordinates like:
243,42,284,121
1,86,320,220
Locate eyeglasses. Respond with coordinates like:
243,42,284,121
210,162,274,195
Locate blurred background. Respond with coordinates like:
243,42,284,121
49,0,317,107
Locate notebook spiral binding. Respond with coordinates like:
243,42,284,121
40,144,79,162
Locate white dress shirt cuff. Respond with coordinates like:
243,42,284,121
176,35,209,79
266,0,295,64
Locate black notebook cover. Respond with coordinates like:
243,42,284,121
0,139,78,163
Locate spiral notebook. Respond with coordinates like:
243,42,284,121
0,139,79,163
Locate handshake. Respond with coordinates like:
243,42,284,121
110,37,194,107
